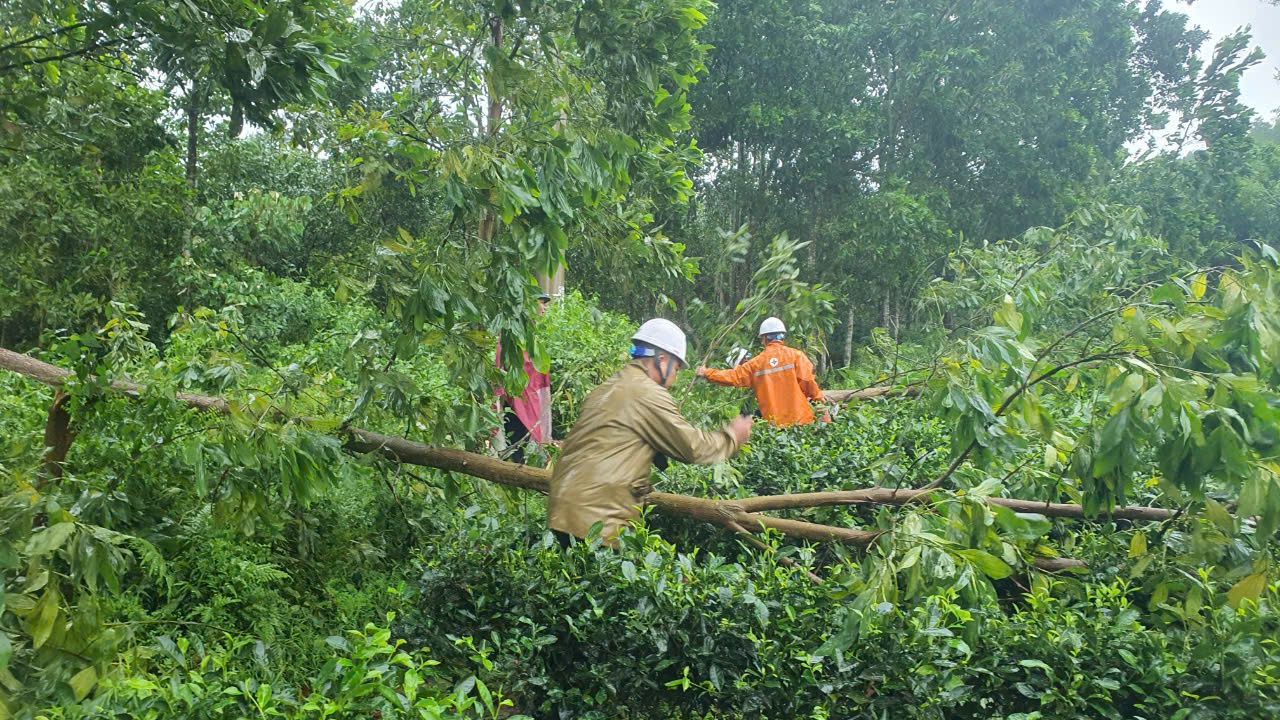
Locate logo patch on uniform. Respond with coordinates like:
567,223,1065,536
769,357,779,368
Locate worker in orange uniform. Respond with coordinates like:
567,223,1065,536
696,317,825,426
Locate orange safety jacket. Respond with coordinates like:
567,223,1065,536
703,340,824,426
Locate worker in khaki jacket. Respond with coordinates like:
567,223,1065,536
548,319,752,546
697,317,825,426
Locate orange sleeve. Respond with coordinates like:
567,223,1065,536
703,353,764,388
796,352,823,401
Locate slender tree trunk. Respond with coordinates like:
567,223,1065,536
478,13,504,247
486,16,503,134
39,390,73,483
843,302,857,368
892,286,901,342
537,265,564,298
482,14,505,452
182,80,203,260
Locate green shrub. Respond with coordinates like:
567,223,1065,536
31,619,520,720
397,512,1280,720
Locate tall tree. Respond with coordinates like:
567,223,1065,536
0,0,353,344
330,0,714,441
658,0,1209,362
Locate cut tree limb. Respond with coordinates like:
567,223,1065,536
824,385,923,404
346,427,883,545
0,347,229,413
2,347,1096,571
732,486,1178,521
2,347,881,548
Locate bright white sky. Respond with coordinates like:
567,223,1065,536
1179,0,1280,118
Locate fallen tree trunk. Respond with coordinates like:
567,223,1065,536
3,347,881,547
824,385,923,404
346,427,883,545
0,347,230,413
2,347,1088,571
733,486,1178,521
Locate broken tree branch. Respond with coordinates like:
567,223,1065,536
731,486,1177,521
922,350,1131,491
346,428,884,545
823,384,923,404
2,347,1099,571
2,347,881,549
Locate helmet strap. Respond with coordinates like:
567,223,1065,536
656,353,673,385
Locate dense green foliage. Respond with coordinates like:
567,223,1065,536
3,0,1280,718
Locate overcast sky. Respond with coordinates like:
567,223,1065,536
1179,0,1280,119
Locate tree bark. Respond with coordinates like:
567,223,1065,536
0,347,229,412
40,390,73,481
732,485,1178,521
182,80,203,259
823,385,922,404
843,302,857,369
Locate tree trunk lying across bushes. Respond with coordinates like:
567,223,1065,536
1,346,1180,571
823,385,923,403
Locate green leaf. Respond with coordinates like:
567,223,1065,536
69,665,97,701
1238,473,1271,520
1043,444,1059,470
30,587,59,649
956,549,1013,579
1128,531,1147,558
1019,658,1053,673
1095,677,1121,690
0,666,21,693
1186,586,1204,618
1148,581,1169,610
992,506,1051,541
1150,282,1186,307
1205,498,1234,533
24,522,75,557
4,595,35,616
1191,273,1207,299
1100,406,1130,450
994,295,1023,333
1227,573,1267,609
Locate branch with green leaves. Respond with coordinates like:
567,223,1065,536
1,344,1178,579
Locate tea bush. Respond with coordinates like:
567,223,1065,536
36,619,520,720
395,508,1280,719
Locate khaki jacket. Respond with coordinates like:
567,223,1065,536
548,361,741,542
703,340,823,426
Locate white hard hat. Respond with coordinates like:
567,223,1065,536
758,317,786,336
632,318,688,366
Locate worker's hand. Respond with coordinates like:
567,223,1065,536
727,415,752,444
696,364,708,377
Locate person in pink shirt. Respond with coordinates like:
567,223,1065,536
495,293,552,463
